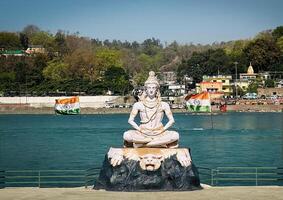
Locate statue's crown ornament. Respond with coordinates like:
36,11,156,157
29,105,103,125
145,71,160,87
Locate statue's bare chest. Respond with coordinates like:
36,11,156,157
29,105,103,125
139,105,164,122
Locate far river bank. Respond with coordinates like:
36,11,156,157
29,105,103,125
0,104,282,114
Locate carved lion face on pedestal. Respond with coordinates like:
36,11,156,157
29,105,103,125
139,154,164,171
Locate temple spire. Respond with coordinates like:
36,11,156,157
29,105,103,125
247,62,254,74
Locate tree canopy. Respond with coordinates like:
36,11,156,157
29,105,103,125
0,25,282,95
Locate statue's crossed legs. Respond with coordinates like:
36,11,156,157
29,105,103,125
123,130,179,148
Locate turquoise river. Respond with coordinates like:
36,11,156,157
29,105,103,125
0,113,282,171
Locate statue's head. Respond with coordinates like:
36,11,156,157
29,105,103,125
144,71,160,99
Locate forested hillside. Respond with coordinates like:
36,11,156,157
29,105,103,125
0,25,282,95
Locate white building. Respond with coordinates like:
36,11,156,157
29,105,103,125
161,71,177,85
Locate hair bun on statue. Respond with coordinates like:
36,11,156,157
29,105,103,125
144,71,160,87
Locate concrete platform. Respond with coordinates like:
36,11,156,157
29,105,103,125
0,186,282,200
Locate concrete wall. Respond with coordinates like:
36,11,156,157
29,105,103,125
0,96,120,108
225,104,283,112
258,88,283,97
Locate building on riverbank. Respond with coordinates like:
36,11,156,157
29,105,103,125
198,75,233,96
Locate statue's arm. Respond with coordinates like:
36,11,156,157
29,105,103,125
163,102,175,131
128,103,141,132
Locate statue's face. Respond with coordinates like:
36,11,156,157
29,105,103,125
145,83,158,99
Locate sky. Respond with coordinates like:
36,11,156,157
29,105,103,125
0,0,283,44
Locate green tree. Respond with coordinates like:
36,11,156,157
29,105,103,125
64,48,123,84
65,34,92,53
19,33,29,49
0,32,22,49
141,38,162,56
276,36,283,53
226,40,249,73
103,66,131,95
54,31,68,56
132,52,164,86
272,26,283,40
29,54,48,85
64,48,96,81
205,49,231,74
121,49,141,77
247,81,259,93
133,71,149,86
243,38,281,72
29,31,55,51
232,85,244,97
131,41,140,51
178,59,204,83
255,30,274,41
43,59,69,81
177,49,231,82
0,72,15,91
22,25,40,38
95,48,122,70
14,62,28,83
264,79,275,88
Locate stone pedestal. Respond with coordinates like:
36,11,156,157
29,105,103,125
94,148,201,191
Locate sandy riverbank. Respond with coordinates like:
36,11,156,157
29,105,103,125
0,186,282,200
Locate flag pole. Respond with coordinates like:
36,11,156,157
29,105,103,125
210,110,214,129
209,93,214,129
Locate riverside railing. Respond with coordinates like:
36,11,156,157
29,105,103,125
198,166,283,186
0,170,5,189
0,168,100,188
0,166,282,188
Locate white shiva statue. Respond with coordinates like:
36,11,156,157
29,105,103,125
123,71,179,148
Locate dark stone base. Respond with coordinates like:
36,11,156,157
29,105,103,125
94,153,202,191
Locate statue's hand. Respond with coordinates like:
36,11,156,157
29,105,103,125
153,127,165,135
138,126,144,134
176,150,191,167
110,154,123,167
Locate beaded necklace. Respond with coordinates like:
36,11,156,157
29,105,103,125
141,98,161,124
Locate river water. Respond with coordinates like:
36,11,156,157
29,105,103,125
0,113,282,170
